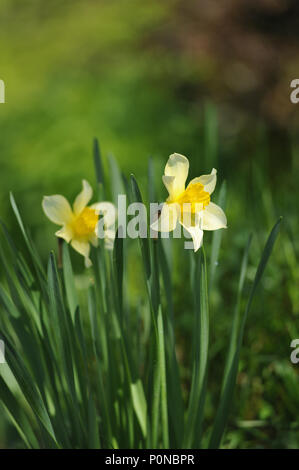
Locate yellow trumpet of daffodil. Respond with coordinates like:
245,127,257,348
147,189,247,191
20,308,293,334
151,153,227,251
42,180,116,267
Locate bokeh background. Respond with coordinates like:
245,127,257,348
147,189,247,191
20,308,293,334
0,0,299,448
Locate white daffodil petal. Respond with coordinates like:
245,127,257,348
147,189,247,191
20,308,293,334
188,168,217,195
180,209,203,228
89,233,98,247
71,239,92,267
164,153,189,196
71,239,90,258
180,210,204,252
162,175,175,198
73,180,93,215
42,195,73,225
180,220,203,252
91,201,117,228
202,202,227,231
151,203,179,233
55,225,73,243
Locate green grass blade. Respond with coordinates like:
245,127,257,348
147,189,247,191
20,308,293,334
93,138,105,200
93,138,104,185
222,234,252,388
130,174,151,280
148,156,156,204
88,393,101,449
2,335,57,445
0,375,39,448
62,242,79,320
47,252,84,443
157,306,169,449
113,227,124,314
109,153,125,205
130,379,147,439
209,217,282,448
158,240,184,447
184,247,209,448
9,193,45,277
209,181,226,290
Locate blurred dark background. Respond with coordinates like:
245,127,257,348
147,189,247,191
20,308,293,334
0,0,298,448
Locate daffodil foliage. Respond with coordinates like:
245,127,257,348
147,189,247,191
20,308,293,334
0,143,281,449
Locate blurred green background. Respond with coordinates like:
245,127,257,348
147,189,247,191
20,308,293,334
0,0,299,448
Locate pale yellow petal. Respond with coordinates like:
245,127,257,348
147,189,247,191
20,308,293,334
89,233,98,247
188,168,217,195
73,180,93,215
71,239,91,266
42,195,73,225
162,175,175,198
55,225,73,243
180,219,203,252
202,202,227,231
150,203,179,233
180,210,204,251
180,209,203,227
164,153,189,197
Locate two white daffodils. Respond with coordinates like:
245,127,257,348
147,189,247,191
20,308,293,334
42,180,116,267
151,153,227,251
43,154,227,265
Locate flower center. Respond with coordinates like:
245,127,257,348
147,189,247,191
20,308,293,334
73,207,98,237
173,182,210,213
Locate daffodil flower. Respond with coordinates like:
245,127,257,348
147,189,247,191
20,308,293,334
42,180,116,267
151,153,227,251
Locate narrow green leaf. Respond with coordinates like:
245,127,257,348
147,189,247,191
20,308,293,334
150,356,161,449
87,286,112,445
130,174,151,280
150,239,160,317
157,306,169,449
62,242,79,320
88,393,101,449
209,217,282,448
184,248,209,448
93,138,105,200
2,335,57,444
130,379,147,439
93,138,104,185
158,240,184,447
113,226,124,313
0,375,39,448
209,180,226,290
9,193,45,277
222,234,252,388
148,157,156,203
47,253,83,442
109,153,125,205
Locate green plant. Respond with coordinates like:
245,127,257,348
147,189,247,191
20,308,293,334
0,144,281,448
